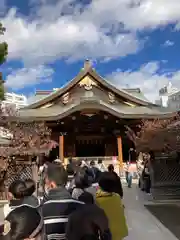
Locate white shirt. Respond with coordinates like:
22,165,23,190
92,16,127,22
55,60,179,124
39,165,44,173
97,163,106,172
3,204,12,218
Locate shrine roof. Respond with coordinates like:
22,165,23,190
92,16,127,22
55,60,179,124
24,60,154,109
27,87,149,106
122,88,150,102
18,99,175,121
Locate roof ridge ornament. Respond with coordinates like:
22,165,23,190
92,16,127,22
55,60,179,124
83,59,92,70
79,76,97,90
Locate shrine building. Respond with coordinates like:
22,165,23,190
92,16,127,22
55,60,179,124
19,60,175,167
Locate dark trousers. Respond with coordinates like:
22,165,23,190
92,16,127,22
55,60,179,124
126,171,132,188
144,176,151,193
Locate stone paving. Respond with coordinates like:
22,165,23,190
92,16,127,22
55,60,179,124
123,181,178,240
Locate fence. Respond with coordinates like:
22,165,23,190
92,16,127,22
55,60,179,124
0,162,34,200
150,156,180,200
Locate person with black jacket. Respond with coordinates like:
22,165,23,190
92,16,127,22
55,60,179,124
66,191,112,240
4,179,39,218
107,164,123,199
89,160,101,183
66,158,75,176
42,164,84,240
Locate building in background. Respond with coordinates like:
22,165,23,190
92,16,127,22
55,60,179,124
3,92,27,108
156,82,180,109
20,60,175,166
0,92,27,140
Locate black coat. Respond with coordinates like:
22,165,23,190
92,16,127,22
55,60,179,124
110,171,123,198
66,204,111,240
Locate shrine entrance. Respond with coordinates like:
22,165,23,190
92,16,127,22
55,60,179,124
75,137,105,157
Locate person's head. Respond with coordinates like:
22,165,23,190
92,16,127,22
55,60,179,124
8,180,26,200
90,160,95,167
98,172,116,193
98,159,102,164
45,164,68,190
77,160,82,167
78,191,94,204
23,179,36,197
2,205,44,240
82,165,88,172
74,169,90,189
108,164,114,172
53,158,62,165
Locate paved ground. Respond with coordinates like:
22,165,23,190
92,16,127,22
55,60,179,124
123,181,178,240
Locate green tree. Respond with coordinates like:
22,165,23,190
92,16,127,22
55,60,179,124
0,23,8,100
0,23,8,65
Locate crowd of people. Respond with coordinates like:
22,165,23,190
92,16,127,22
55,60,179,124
0,159,128,240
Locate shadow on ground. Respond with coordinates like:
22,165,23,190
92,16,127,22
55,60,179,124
145,204,180,240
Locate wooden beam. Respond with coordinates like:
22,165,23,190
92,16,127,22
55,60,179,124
59,135,64,163
117,136,123,169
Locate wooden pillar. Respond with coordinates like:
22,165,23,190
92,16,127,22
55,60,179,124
117,136,123,169
59,135,64,163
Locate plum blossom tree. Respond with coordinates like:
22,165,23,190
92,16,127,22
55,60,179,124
0,24,57,189
0,104,56,186
125,116,180,154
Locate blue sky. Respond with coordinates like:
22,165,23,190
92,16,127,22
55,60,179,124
1,0,180,102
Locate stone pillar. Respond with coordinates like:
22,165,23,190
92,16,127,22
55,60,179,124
117,136,123,169
59,135,64,163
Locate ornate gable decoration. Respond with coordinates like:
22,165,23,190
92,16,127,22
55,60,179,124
108,92,116,103
62,92,70,104
79,76,97,90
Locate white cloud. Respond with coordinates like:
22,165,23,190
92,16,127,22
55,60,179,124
5,65,54,89
1,1,180,66
79,0,180,31
0,7,139,66
163,40,174,47
1,0,180,89
108,62,180,102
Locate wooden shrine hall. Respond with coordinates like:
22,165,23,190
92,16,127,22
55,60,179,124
19,60,174,167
